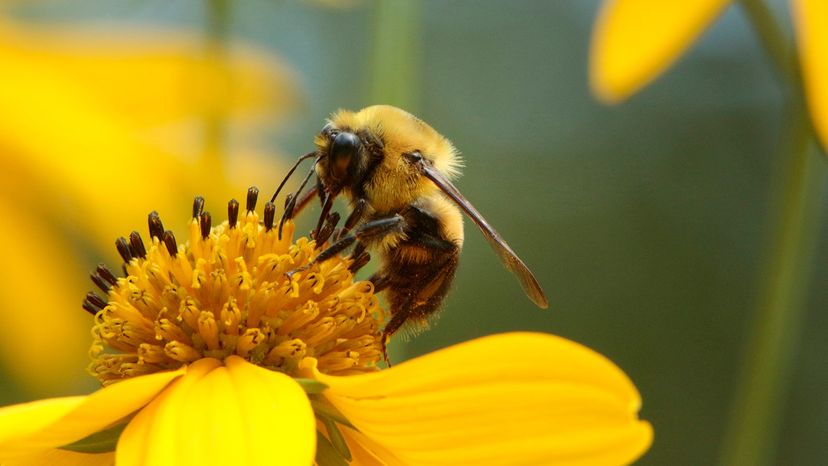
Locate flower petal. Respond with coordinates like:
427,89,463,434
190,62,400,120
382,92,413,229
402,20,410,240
792,0,828,150
117,357,315,466
0,449,113,466
590,0,731,102
0,367,183,460
0,196,90,394
305,333,652,466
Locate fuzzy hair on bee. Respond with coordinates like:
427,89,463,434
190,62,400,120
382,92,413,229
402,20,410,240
275,105,547,359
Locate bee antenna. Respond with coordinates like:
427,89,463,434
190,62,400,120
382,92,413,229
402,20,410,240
270,151,317,203
278,157,322,239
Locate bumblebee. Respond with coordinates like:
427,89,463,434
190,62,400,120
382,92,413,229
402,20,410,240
274,105,548,351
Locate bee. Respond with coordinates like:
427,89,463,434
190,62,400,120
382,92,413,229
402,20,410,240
274,105,548,354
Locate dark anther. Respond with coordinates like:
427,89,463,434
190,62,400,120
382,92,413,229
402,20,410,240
128,231,147,259
246,186,259,213
148,211,165,241
200,212,212,240
264,202,276,231
315,212,341,248
349,251,371,273
86,292,107,309
228,199,240,228
82,292,107,315
163,230,178,256
278,194,297,240
115,237,133,263
193,196,205,219
90,273,111,293
96,264,118,287
82,301,97,315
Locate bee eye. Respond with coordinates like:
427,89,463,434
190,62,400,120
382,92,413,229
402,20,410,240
330,132,360,180
405,151,423,163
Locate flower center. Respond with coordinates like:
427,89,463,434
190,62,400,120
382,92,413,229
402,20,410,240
85,188,385,385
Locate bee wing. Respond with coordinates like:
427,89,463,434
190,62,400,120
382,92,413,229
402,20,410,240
418,162,549,309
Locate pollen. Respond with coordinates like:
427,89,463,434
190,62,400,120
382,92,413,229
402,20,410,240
86,188,385,385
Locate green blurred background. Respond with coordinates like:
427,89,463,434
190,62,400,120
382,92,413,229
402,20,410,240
3,1,828,465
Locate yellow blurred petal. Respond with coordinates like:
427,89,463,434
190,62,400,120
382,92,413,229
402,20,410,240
0,195,90,393
0,19,297,130
0,18,292,251
117,357,315,466
0,367,184,459
792,0,828,150
1,448,113,466
590,0,731,102
306,333,652,465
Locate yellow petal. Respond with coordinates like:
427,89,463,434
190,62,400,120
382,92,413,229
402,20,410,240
792,0,828,150
590,0,731,102
0,18,293,252
0,19,297,132
1,449,114,466
306,333,652,466
117,357,315,466
0,195,90,394
0,367,183,460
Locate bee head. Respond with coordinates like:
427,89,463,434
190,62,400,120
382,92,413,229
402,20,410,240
316,105,462,212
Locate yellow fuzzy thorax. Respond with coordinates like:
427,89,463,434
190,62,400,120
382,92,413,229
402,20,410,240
326,105,463,213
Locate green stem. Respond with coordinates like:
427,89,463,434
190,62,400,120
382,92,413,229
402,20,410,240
720,2,826,465
369,0,421,110
203,0,230,174
739,0,799,87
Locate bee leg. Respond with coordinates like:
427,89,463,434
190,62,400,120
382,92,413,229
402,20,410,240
333,199,368,242
287,214,405,277
314,211,341,247
368,271,391,292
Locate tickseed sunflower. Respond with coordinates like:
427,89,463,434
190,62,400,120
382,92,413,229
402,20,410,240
0,189,652,465
589,0,828,148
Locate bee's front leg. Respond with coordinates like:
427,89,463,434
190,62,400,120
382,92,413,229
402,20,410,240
286,214,405,277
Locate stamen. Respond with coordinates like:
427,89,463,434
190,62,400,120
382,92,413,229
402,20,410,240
82,292,107,315
96,264,118,287
88,193,385,385
128,231,147,259
192,196,205,219
246,186,259,213
228,199,239,228
90,272,111,293
200,212,212,240
115,237,132,263
264,202,276,231
147,211,165,241
162,230,178,256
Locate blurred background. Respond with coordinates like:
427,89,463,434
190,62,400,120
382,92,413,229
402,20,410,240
0,1,826,465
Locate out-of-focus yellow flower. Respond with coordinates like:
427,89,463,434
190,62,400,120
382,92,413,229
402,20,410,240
0,17,296,394
0,195,652,465
589,0,828,149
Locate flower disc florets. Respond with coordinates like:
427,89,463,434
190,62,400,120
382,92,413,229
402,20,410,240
85,188,384,385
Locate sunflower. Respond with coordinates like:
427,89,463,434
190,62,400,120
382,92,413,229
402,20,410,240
0,190,652,465
589,0,828,149
0,16,296,393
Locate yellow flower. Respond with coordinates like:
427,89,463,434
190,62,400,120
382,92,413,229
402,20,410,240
0,17,295,393
0,192,652,465
589,0,828,148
